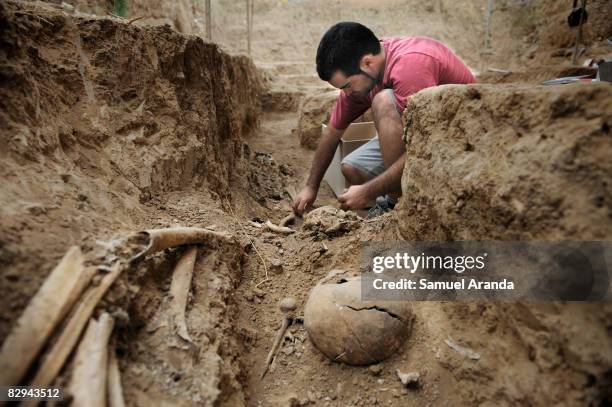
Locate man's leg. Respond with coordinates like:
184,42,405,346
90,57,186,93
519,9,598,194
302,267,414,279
370,89,404,202
341,163,371,185
341,136,386,187
371,89,404,170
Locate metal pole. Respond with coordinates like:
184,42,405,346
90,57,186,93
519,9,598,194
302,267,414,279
250,0,254,44
205,0,211,41
246,0,251,55
572,0,587,65
484,0,494,51
246,0,254,56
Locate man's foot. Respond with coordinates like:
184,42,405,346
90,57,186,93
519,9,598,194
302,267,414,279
367,195,396,218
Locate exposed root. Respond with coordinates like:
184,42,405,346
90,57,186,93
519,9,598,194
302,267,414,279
225,199,269,286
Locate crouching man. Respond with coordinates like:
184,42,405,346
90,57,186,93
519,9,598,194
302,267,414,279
292,22,476,217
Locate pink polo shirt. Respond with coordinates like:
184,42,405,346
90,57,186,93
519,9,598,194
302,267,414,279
329,37,476,130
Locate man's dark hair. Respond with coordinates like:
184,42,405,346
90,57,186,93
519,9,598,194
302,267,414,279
316,22,381,81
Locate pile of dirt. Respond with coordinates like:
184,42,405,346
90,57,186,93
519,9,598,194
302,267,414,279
392,82,612,405
476,66,597,84
3,1,612,406
294,89,338,149
0,1,265,404
516,0,612,64
397,82,611,240
294,90,378,150
110,239,249,405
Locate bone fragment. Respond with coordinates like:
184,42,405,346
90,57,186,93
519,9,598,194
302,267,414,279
279,213,296,227
131,227,230,261
68,313,114,407
264,220,295,235
396,369,420,387
445,336,481,360
0,246,92,389
261,298,297,379
26,263,122,395
107,347,125,407
169,247,197,343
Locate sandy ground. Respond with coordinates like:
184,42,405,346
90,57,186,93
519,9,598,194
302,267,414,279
1,0,612,406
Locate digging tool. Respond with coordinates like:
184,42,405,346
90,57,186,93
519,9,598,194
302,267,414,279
570,0,588,65
261,297,297,379
169,247,198,343
68,313,114,407
567,0,588,27
0,246,92,390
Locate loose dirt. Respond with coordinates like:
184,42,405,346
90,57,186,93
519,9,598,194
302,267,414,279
1,0,611,406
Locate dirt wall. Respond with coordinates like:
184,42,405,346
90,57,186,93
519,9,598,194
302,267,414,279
393,82,612,405
0,0,262,343
397,83,611,240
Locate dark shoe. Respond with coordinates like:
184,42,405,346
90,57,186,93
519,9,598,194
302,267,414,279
367,195,396,219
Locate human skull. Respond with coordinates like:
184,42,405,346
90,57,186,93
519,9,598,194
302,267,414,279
304,276,413,365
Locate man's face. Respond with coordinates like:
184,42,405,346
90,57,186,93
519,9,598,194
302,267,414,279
329,69,377,97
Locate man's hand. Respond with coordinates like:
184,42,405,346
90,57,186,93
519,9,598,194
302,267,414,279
292,185,317,215
338,184,372,211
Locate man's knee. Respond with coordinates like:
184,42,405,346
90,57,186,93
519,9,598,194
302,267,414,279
341,163,367,184
371,89,399,121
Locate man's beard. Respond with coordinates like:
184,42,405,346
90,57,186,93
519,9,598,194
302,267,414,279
355,69,379,96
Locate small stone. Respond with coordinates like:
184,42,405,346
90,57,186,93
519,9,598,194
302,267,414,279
244,291,254,302
280,297,296,313
396,369,420,388
25,203,47,216
307,391,316,403
335,383,343,399
286,394,300,407
270,258,284,274
368,364,383,376
253,288,265,298
111,308,130,327
282,345,295,356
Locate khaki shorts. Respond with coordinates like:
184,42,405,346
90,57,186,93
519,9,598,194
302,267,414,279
341,136,385,177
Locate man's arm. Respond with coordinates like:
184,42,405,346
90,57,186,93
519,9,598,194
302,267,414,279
292,124,346,214
338,152,405,210
306,124,345,188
